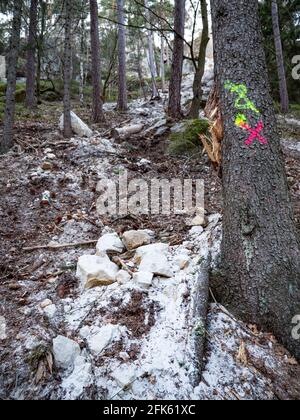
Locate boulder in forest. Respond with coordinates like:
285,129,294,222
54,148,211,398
59,111,93,138
76,254,119,289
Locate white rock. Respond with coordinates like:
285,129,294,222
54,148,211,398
40,299,52,309
122,230,151,251
53,336,81,369
189,226,204,236
0,316,7,340
133,271,154,288
116,270,132,285
111,366,136,388
87,324,119,355
59,111,93,138
134,243,169,263
96,233,124,255
44,304,57,318
61,355,92,400
139,252,172,278
174,254,191,271
76,254,119,290
190,214,206,226
79,326,91,339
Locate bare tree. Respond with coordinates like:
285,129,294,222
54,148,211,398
63,0,73,138
117,0,128,111
25,0,38,109
0,0,22,154
211,0,300,361
271,0,289,113
90,0,105,122
144,0,160,99
167,0,186,119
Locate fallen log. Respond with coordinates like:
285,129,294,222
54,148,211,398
111,123,144,139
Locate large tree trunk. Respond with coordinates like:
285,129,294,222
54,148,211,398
63,0,73,138
211,0,300,361
271,0,289,114
167,0,186,119
189,0,209,119
90,0,105,122
0,0,22,154
25,0,38,109
117,0,128,112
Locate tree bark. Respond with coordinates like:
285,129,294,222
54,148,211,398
189,0,209,119
90,0,105,122
25,0,38,109
167,0,186,119
63,0,73,138
271,0,289,114
144,0,160,100
211,0,300,361
79,9,85,107
0,0,22,154
37,0,47,104
117,0,128,112
160,35,166,92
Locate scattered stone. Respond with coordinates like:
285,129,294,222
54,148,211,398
87,324,119,355
111,366,136,388
174,254,191,271
133,271,154,288
40,299,52,309
41,161,53,171
61,355,92,400
134,243,169,264
0,316,7,340
59,111,93,138
189,226,204,236
122,230,151,251
96,233,124,255
116,270,132,285
134,243,172,277
44,304,57,318
76,254,119,290
53,336,81,369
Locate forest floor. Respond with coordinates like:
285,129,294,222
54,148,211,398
1,77,300,400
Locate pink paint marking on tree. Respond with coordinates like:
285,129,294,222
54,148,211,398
240,121,268,146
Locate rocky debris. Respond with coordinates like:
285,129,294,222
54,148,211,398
133,271,154,288
86,324,120,355
116,270,132,285
40,299,52,309
112,123,143,140
44,304,57,319
111,366,137,389
61,354,92,400
52,336,81,370
59,111,93,138
134,243,172,278
76,254,119,289
41,161,53,171
173,252,191,271
122,230,151,251
0,316,7,340
96,232,125,255
134,243,169,263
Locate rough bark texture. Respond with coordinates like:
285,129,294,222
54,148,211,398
144,0,160,99
117,0,128,112
189,0,209,119
90,0,105,122
0,0,22,154
211,0,300,361
63,0,73,138
271,0,289,114
79,12,85,106
167,0,185,119
25,0,38,109
160,36,166,92
37,1,46,104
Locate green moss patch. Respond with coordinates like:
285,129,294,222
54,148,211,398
168,119,209,155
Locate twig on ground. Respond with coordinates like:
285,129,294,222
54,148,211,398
23,240,98,252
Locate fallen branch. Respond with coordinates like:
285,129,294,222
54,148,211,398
23,240,98,252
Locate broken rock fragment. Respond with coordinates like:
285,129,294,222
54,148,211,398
96,232,124,255
52,335,80,370
87,324,120,355
76,254,119,290
134,243,172,278
122,230,151,251
133,271,154,288
59,111,93,138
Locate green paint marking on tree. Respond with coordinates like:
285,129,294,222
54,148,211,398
225,81,260,114
235,113,248,127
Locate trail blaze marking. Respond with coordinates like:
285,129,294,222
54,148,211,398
225,81,268,146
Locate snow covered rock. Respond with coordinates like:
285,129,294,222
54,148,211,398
59,111,93,138
133,271,154,288
116,270,132,285
111,366,137,388
96,233,124,255
53,336,81,370
122,230,151,251
61,355,92,400
87,324,120,355
76,254,119,290
0,316,7,340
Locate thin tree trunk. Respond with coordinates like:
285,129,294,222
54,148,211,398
168,0,186,119
160,35,166,92
90,0,105,122
37,0,47,104
271,0,289,114
117,0,128,111
211,0,300,361
25,0,38,109
0,0,22,154
144,0,160,99
79,10,85,107
63,0,72,138
189,0,209,119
